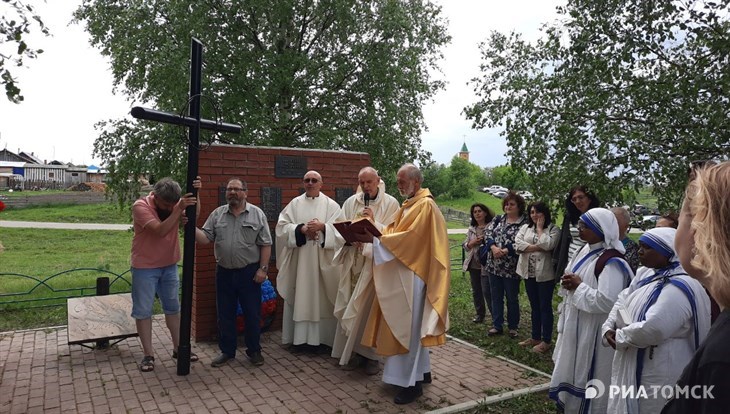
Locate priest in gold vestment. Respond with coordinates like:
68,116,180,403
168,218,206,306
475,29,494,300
353,163,450,405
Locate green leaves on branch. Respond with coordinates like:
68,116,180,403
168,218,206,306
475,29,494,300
74,0,450,204
465,0,730,210
0,0,49,103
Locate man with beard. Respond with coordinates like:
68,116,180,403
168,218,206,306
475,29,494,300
275,170,345,351
195,178,272,367
352,163,450,405
331,167,399,374
131,177,200,373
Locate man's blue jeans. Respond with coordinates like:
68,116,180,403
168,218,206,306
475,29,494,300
489,273,521,331
216,263,261,357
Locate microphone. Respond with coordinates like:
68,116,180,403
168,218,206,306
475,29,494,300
364,192,370,207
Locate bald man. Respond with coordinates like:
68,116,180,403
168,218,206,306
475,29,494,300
275,170,345,350
331,167,400,374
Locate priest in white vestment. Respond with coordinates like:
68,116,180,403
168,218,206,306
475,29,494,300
602,227,711,414
550,208,634,413
331,167,400,374
275,170,345,348
353,164,450,405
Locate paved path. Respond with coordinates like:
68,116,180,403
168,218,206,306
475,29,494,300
0,317,549,414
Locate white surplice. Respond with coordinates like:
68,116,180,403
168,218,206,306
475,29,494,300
331,188,399,365
275,193,345,347
372,237,430,387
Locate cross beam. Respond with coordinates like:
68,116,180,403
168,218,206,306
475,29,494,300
131,38,241,375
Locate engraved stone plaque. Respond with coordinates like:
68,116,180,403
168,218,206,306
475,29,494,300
275,155,308,178
218,185,227,206
67,293,138,345
260,187,282,222
335,187,354,206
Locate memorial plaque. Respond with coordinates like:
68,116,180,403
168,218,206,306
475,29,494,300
261,187,282,222
218,185,227,206
275,155,308,178
67,293,138,345
335,187,354,206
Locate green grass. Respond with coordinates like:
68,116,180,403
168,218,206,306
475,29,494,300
0,227,138,331
0,189,68,197
0,203,131,223
448,235,556,413
438,192,505,215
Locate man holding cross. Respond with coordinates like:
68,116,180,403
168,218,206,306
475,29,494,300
130,177,200,373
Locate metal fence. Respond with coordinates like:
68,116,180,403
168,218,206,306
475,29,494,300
0,268,133,309
2,248,466,309
440,206,471,227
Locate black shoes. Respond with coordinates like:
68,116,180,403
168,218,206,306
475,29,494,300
210,353,233,367
247,351,265,366
420,372,432,384
394,383,423,404
472,315,485,323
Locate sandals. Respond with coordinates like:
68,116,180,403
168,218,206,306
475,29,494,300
172,349,199,362
140,356,155,372
533,342,551,354
518,338,540,347
508,330,519,339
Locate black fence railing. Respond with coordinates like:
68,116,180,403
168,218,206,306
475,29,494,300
2,249,466,310
0,268,134,309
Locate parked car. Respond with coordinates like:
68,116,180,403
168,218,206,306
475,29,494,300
486,185,508,194
517,190,533,200
492,190,508,199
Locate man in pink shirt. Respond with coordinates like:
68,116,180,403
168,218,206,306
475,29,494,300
131,177,199,372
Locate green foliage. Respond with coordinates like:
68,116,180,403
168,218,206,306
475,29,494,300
448,156,478,198
490,164,531,191
422,160,449,197
0,0,49,103
464,0,730,210
73,0,451,203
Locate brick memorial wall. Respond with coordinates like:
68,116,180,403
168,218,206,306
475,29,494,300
192,144,371,341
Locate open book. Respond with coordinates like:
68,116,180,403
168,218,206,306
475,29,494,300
333,218,382,245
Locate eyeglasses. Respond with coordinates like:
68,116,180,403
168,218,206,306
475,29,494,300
571,194,586,203
226,188,246,192
303,178,319,184
576,221,587,230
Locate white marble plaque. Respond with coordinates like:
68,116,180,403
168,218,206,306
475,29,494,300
67,293,138,345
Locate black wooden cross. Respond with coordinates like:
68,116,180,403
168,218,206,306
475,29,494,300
131,38,241,376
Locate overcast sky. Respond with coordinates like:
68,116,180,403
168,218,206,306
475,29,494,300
0,0,562,168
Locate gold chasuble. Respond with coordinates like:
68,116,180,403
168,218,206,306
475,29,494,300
361,188,450,356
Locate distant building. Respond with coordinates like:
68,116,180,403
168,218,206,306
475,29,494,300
458,142,469,161
0,149,107,189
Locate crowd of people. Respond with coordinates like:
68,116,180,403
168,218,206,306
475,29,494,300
129,164,450,405
461,161,730,412
127,160,730,410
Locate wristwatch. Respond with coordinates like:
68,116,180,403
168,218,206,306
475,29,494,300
259,265,268,272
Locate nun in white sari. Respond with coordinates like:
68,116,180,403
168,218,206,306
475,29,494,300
602,228,711,414
550,208,634,414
